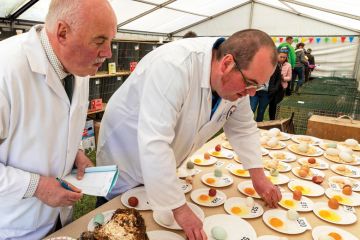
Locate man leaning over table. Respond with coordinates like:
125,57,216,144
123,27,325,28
97,29,282,240
0,0,117,239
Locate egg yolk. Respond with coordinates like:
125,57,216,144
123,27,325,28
231,207,242,214
212,151,220,156
244,187,255,195
194,159,202,164
198,194,210,202
294,185,310,194
319,210,341,222
333,195,343,203
328,232,342,240
236,169,247,175
269,217,284,228
206,178,216,184
283,199,295,208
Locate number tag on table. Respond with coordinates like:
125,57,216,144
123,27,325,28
343,205,356,214
329,183,342,191
299,201,309,209
211,197,223,204
250,206,259,214
215,161,225,167
225,163,237,170
296,217,312,230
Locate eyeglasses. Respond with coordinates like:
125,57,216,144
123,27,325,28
230,54,264,91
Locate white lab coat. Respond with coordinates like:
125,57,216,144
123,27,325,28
97,37,262,211
0,25,89,239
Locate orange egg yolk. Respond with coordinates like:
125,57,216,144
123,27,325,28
198,194,210,201
236,169,247,175
284,199,295,207
319,210,331,218
269,217,283,228
206,178,216,184
231,207,242,214
194,159,202,163
244,187,255,195
333,195,343,202
294,186,304,192
212,151,220,156
328,232,342,240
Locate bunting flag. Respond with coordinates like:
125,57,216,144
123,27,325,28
309,37,314,43
332,37,338,43
272,37,277,43
324,37,330,43
349,36,355,43
279,37,284,43
294,37,299,43
273,36,357,44
341,36,346,43
301,37,307,43
316,37,321,43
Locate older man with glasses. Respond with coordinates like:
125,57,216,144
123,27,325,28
97,29,280,240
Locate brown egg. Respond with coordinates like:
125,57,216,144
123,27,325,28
128,196,139,207
328,198,340,210
312,176,324,184
342,185,353,196
293,189,302,201
208,188,217,197
204,153,211,160
298,169,308,178
308,158,316,164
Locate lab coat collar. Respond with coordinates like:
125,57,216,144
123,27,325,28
200,38,219,90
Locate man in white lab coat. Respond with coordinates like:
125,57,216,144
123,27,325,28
97,29,281,240
0,0,117,239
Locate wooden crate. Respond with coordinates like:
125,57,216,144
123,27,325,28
306,115,360,141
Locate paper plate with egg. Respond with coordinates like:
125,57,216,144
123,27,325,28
262,129,291,141
87,210,115,231
209,147,234,159
237,181,261,198
120,186,151,210
328,176,360,192
226,163,250,178
201,172,233,187
178,179,192,194
153,202,204,230
324,151,360,166
221,141,233,150
147,230,185,240
278,192,314,212
264,160,292,173
224,197,264,219
263,209,309,234
291,135,323,145
265,171,290,185
339,139,360,151
325,188,360,207
297,157,329,170
190,188,227,207
330,164,360,178
287,144,324,157
204,214,257,240
319,142,339,151
190,154,217,166
313,202,357,225
312,225,359,240
262,141,287,150
291,166,325,181
269,151,297,162
288,179,325,197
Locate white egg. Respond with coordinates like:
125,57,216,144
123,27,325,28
326,148,339,156
318,235,335,240
345,139,359,147
286,209,299,220
339,151,353,163
268,128,281,137
298,142,309,153
267,138,279,147
157,210,174,226
246,197,254,208
260,136,269,145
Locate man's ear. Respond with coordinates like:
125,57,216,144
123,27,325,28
220,54,234,74
57,21,70,46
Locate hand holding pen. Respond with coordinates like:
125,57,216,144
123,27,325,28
56,177,82,193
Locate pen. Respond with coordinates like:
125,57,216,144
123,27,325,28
56,177,75,192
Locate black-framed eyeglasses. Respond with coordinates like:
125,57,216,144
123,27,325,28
230,54,264,91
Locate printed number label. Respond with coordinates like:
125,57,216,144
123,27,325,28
211,197,221,204
251,206,258,213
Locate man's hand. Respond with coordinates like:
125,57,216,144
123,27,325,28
173,203,207,240
74,150,94,180
34,176,82,207
249,168,282,208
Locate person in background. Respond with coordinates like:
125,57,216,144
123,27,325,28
268,47,292,120
250,84,269,122
291,42,308,95
97,29,281,240
183,31,198,38
0,0,117,239
305,48,315,82
277,36,296,96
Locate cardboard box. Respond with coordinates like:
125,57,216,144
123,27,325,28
90,99,103,111
306,115,360,141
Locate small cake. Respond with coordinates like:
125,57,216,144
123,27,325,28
211,226,227,240
187,161,195,169
214,168,223,177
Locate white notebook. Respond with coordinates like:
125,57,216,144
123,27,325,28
63,165,119,197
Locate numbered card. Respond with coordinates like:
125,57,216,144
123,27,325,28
296,217,312,230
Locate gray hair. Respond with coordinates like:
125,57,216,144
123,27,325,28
45,0,83,32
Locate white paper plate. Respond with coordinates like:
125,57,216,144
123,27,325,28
313,202,357,225
269,151,297,162
291,166,325,181
190,154,217,166
120,186,151,210
287,144,324,157
297,157,329,170
263,209,309,234
328,176,360,192
153,202,204,230
325,188,360,207
147,230,185,240
291,135,323,145
234,154,241,163
312,225,359,240
178,179,192,194
237,181,261,198
204,214,257,240
224,197,264,219
330,164,360,178
201,172,233,187
262,131,291,141
209,148,234,159
278,192,314,212
288,179,325,197
87,210,115,231
191,188,227,207
264,161,292,173
262,141,287,150
324,153,360,165
265,172,290,185
226,163,250,177
222,141,233,150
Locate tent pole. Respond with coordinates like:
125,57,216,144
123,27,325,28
249,1,254,28
354,37,360,91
